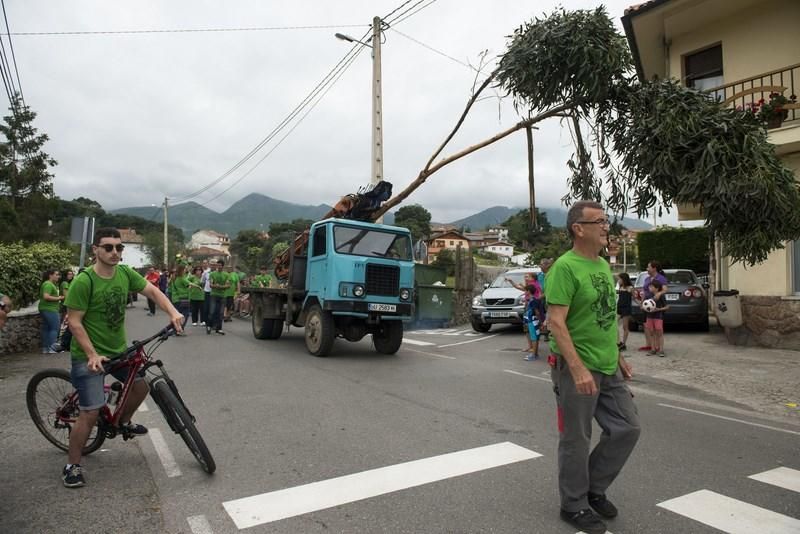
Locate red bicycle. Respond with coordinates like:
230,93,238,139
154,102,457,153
26,326,216,474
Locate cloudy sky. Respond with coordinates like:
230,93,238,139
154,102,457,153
8,0,676,225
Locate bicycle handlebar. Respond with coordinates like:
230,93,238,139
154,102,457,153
103,325,175,373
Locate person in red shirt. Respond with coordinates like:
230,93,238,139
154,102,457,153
144,266,160,316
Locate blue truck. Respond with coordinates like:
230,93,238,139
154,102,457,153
244,218,415,356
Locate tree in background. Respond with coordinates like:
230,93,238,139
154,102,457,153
230,229,269,274
0,94,58,242
503,208,552,249
394,204,432,244
432,248,456,277
142,229,185,268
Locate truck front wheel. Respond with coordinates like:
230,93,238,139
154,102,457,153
373,321,403,355
305,304,335,357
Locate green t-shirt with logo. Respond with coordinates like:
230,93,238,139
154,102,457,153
209,270,230,298
187,275,205,301
169,274,190,303
545,250,618,375
224,272,239,297
64,265,147,361
38,281,60,312
254,274,272,288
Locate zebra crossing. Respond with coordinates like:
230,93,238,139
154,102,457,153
407,327,485,337
655,466,800,534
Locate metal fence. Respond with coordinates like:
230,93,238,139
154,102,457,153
707,63,799,123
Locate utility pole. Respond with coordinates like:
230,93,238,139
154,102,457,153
163,197,169,268
371,15,383,187
526,126,536,227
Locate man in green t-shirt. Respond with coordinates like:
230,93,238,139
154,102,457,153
545,201,640,534
223,264,239,323
207,260,230,334
254,266,272,288
62,227,184,489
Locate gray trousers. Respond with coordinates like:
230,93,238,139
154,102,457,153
551,355,641,512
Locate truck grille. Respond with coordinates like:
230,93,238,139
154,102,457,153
366,264,399,296
486,298,515,306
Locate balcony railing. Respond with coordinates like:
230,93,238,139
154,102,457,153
706,63,799,125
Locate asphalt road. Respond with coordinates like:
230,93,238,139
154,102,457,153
2,306,799,534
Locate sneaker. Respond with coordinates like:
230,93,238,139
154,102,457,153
215,330,226,335
120,422,148,437
647,349,658,356
560,509,606,534
638,345,651,351
588,492,619,519
200,321,206,326
523,354,537,361
146,312,154,317
657,351,666,357
192,322,198,326
206,325,211,335
62,464,85,488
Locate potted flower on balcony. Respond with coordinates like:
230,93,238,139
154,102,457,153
757,92,797,129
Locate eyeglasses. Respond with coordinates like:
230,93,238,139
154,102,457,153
576,218,611,227
98,244,125,253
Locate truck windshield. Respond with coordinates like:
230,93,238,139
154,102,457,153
333,226,413,260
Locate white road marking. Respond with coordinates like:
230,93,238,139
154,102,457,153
222,442,541,529
402,338,436,346
438,334,499,348
404,348,457,360
503,369,551,383
749,467,800,494
187,514,214,534
137,400,149,412
442,329,471,336
465,332,480,336
657,489,800,533
658,403,800,436
148,428,182,478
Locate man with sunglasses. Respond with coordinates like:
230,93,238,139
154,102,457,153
62,227,184,488
545,201,640,534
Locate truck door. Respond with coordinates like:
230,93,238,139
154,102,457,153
307,225,328,298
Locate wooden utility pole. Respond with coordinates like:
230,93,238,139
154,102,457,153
526,126,536,227
163,197,169,267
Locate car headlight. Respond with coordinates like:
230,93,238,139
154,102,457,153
353,285,365,297
400,288,411,301
515,294,525,305
472,296,483,306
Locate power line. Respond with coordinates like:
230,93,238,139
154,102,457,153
1,0,23,102
382,0,419,22
388,27,476,71
386,0,438,26
191,46,367,208
170,27,371,204
10,23,367,37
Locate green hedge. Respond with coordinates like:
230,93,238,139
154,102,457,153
637,227,710,274
0,242,74,308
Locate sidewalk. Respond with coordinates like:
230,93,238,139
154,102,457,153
620,325,800,421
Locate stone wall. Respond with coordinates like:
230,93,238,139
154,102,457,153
725,296,800,350
0,308,41,355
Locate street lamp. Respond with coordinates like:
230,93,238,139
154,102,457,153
336,16,384,188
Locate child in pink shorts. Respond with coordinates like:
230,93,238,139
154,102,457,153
645,280,669,356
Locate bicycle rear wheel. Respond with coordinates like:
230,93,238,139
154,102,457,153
150,379,216,474
26,368,105,455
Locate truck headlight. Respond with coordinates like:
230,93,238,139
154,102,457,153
353,285,365,297
400,288,411,301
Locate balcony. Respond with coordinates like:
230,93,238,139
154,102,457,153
707,63,800,129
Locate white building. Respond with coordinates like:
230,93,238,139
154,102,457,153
118,228,148,268
189,229,230,256
480,241,514,259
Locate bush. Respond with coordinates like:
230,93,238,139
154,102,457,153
0,242,74,308
637,227,710,274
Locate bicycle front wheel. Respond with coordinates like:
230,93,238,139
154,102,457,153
26,368,106,455
151,379,216,474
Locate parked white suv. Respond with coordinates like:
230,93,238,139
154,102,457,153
470,267,541,332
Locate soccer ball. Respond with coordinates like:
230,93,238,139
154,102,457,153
641,299,657,313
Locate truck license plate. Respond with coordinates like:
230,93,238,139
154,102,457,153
368,303,397,312
666,294,680,301
489,311,512,317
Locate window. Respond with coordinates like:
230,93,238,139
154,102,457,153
449,240,454,246
312,226,327,257
685,45,723,91
436,240,445,247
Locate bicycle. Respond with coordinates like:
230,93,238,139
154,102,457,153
26,326,216,474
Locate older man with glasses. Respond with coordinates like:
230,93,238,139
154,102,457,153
544,200,640,534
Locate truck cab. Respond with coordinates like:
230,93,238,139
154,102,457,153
247,218,415,357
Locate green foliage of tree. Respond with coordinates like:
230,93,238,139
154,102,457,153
526,229,573,265
0,95,58,243
432,248,456,276
636,227,710,274
394,204,432,243
0,242,73,307
503,208,552,248
230,229,269,273
271,242,289,258
142,230,185,268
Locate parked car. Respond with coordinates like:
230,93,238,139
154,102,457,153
470,267,541,332
631,269,710,331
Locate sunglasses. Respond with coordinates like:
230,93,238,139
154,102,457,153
97,244,125,253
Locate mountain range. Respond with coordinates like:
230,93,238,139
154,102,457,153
113,193,652,236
